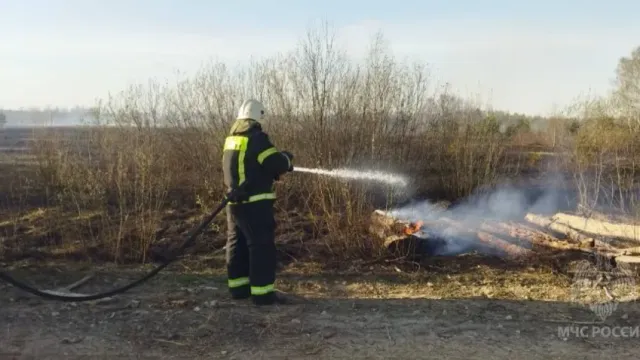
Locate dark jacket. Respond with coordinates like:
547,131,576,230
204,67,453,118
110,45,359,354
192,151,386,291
222,118,291,204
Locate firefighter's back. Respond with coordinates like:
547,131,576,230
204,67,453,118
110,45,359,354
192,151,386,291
222,118,282,203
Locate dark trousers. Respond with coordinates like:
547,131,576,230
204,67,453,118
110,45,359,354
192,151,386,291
225,200,277,304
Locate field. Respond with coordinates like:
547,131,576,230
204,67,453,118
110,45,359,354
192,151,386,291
1,124,639,359
2,38,640,358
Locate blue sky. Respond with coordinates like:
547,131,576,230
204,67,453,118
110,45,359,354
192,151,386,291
1,0,639,115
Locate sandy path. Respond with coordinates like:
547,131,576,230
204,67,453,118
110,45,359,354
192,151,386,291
1,270,639,359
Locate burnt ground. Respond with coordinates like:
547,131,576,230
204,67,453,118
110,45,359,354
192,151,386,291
1,254,640,360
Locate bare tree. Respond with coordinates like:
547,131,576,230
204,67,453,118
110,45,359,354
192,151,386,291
613,46,640,130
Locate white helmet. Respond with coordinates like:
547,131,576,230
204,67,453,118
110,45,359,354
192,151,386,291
236,99,265,121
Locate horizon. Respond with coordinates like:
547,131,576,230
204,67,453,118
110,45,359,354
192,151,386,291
1,0,639,117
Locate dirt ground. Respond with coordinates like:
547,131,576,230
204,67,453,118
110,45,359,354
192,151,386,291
2,255,640,360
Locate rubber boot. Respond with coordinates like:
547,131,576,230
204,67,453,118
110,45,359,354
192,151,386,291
229,285,251,300
252,291,290,306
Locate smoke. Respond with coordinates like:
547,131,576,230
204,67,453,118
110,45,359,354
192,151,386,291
293,165,572,257
294,167,409,188
387,179,569,257
389,184,562,223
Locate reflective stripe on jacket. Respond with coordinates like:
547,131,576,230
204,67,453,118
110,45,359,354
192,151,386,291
222,118,290,204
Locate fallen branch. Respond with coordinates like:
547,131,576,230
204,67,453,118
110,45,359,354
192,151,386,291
38,274,97,298
40,289,90,297
61,274,95,291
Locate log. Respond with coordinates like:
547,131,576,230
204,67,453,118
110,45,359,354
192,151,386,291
369,210,411,239
483,221,555,241
525,213,596,246
525,213,626,255
551,212,640,243
619,247,640,256
478,221,567,249
370,210,427,256
383,234,421,256
370,209,613,259
434,217,533,259
476,231,534,259
372,211,484,257
477,221,611,254
614,255,640,264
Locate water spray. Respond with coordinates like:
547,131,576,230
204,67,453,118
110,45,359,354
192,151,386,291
294,167,408,187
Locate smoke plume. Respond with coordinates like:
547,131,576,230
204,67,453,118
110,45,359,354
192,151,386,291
387,180,569,257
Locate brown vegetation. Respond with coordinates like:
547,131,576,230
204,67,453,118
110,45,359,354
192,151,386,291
1,26,640,267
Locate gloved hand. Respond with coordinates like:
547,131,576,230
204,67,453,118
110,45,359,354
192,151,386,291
281,151,294,171
225,186,249,203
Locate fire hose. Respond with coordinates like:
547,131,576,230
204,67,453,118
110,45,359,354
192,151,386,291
0,190,234,302
0,166,404,301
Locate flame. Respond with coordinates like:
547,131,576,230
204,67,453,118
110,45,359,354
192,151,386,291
403,221,424,235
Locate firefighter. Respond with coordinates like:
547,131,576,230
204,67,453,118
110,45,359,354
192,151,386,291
222,99,293,305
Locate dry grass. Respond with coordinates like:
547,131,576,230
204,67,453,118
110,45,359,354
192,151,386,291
1,27,640,267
